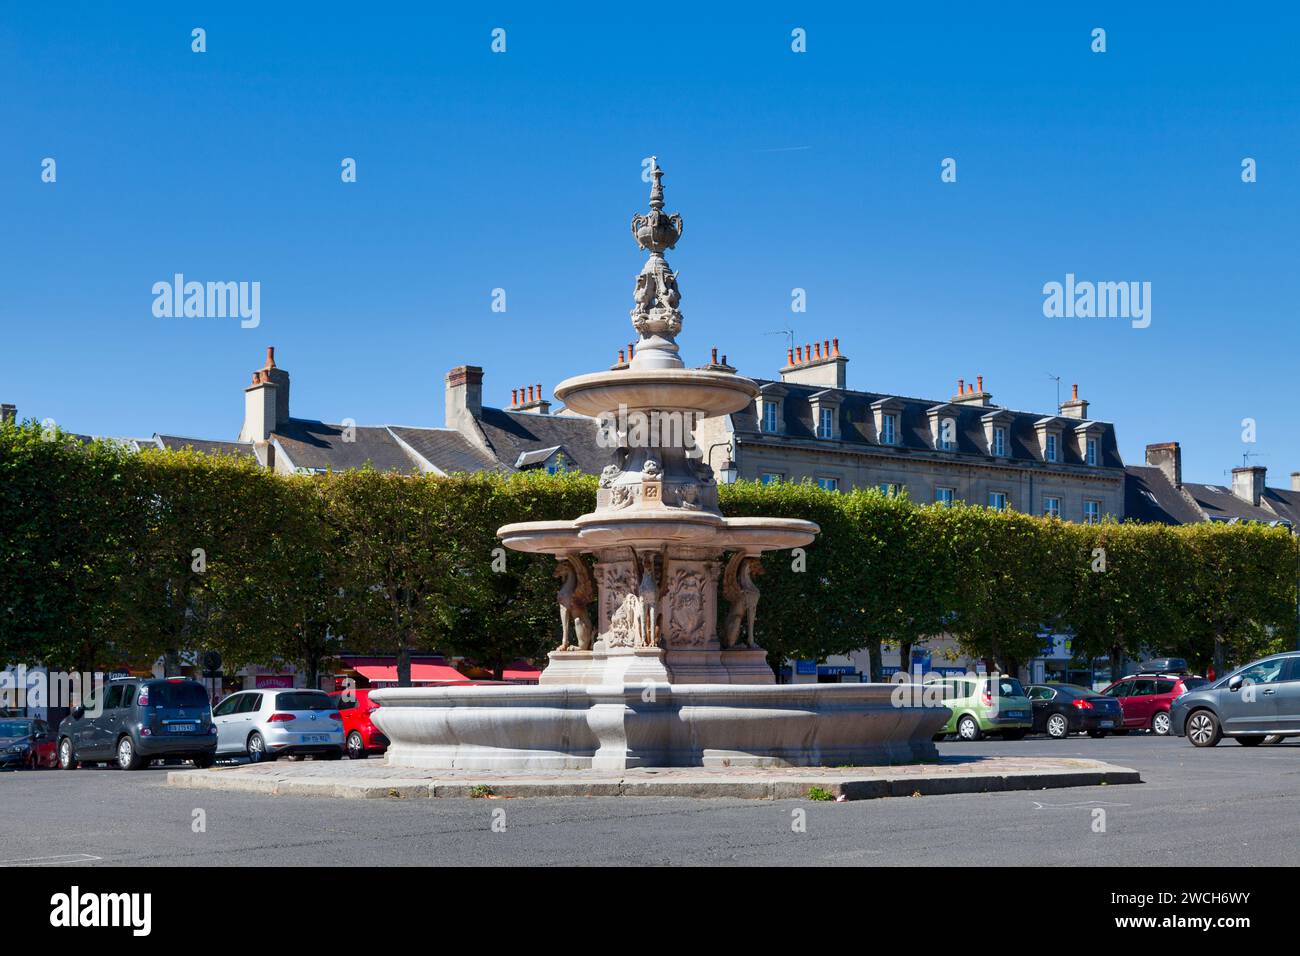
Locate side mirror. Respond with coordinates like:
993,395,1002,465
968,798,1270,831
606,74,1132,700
1227,675,1244,692
72,706,85,720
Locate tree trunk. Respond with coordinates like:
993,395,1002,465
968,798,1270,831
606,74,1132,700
899,641,914,678
397,644,411,688
1109,645,1123,684
866,638,884,683
1213,634,1225,680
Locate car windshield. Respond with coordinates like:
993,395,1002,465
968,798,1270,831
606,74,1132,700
276,692,334,710
0,720,33,737
149,682,210,708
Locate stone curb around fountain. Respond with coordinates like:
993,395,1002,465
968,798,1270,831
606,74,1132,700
166,757,1141,801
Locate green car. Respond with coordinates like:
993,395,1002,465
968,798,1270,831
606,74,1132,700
924,675,1033,741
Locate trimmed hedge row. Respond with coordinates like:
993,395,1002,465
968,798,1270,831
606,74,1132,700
2,419,1296,683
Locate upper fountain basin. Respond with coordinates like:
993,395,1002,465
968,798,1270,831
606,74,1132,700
554,368,759,419
498,514,819,554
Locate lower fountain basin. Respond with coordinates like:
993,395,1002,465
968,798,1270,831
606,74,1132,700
370,683,949,770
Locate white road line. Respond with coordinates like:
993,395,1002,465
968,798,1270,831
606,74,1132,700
0,853,102,867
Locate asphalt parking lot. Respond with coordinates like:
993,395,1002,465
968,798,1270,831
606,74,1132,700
2,734,1297,866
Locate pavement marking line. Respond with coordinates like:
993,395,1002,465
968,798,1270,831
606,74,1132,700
0,853,102,867
1031,800,1132,810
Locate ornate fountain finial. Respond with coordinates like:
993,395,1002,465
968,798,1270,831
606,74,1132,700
629,157,685,369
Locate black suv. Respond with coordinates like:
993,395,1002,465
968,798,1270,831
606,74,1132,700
57,678,218,770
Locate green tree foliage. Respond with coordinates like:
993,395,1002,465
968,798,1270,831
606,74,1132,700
3,418,1297,684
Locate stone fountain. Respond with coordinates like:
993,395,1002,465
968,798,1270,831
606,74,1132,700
371,161,947,769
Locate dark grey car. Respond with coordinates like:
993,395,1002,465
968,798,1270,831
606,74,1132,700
57,678,218,770
1170,652,1300,747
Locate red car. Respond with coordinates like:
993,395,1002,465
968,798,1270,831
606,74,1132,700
329,689,389,760
0,717,58,769
1099,672,1210,736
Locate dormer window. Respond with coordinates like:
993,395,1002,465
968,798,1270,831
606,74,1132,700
881,414,896,444
1045,434,1058,463
992,427,1006,457
1086,437,1098,466
757,383,788,436
818,406,833,439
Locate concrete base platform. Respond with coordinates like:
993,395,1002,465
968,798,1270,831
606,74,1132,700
166,755,1140,801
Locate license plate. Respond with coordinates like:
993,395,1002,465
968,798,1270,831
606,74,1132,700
1100,720,1114,727
1005,711,1025,719
302,734,329,743
168,724,196,733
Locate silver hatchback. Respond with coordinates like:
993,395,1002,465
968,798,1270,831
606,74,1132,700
212,689,344,762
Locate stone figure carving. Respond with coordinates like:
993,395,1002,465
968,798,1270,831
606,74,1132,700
721,553,764,648
597,563,639,648
666,566,708,646
609,485,636,509
599,464,622,488
555,556,595,651
642,458,662,479
629,549,665,648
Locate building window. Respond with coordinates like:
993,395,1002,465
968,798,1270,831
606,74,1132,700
1043,496,1061,518
817,406,834,439
762,401,779,434
880,413,897,445
988,491,1008,511
816,476,838,492
1086,438,1098,466
935,487,955,506
878,482,901,496
1045,434,1058,463
1083,499,1101,524
992,427,1006,457
760,472,783,485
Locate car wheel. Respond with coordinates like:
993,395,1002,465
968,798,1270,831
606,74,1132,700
1046,714,1069,739
1151,711,1172,736
1187,710,1221,748
58,738,78,770
1236,735,1265,747
116,736,145,771
956,715,983,741
347,731,367,759
246,732,269,763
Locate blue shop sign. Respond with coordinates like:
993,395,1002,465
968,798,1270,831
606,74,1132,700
795,660,817,676
818,665,857,676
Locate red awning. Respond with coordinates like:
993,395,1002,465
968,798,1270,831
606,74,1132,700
503,662,542,683
353,664,469,684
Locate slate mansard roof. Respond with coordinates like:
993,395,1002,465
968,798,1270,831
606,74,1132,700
735,379,1124,469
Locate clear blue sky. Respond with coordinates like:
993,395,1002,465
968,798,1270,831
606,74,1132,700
3,3,1298,486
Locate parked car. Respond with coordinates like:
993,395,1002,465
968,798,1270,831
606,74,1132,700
1170,652,1300,748
328,688,389,759
924,675,1033,741
212,688,344,762
0,717,58,769
57,678,217,770
1098,672,1208,735
1139,657,1189,675
1026,684,1124,739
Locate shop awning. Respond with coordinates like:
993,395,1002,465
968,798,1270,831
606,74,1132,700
353,664,469,684
503,662,542,683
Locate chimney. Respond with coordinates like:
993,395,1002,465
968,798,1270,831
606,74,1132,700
1292,472,1300,492
512,381,551,415
239,369,279,442
1231,465,1267,507
952,374,993,406
781,335,848,389
1145,442,1182,488
445,365,484,429
1060,382,1090,419
0,403,15,425
259,346,291,424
